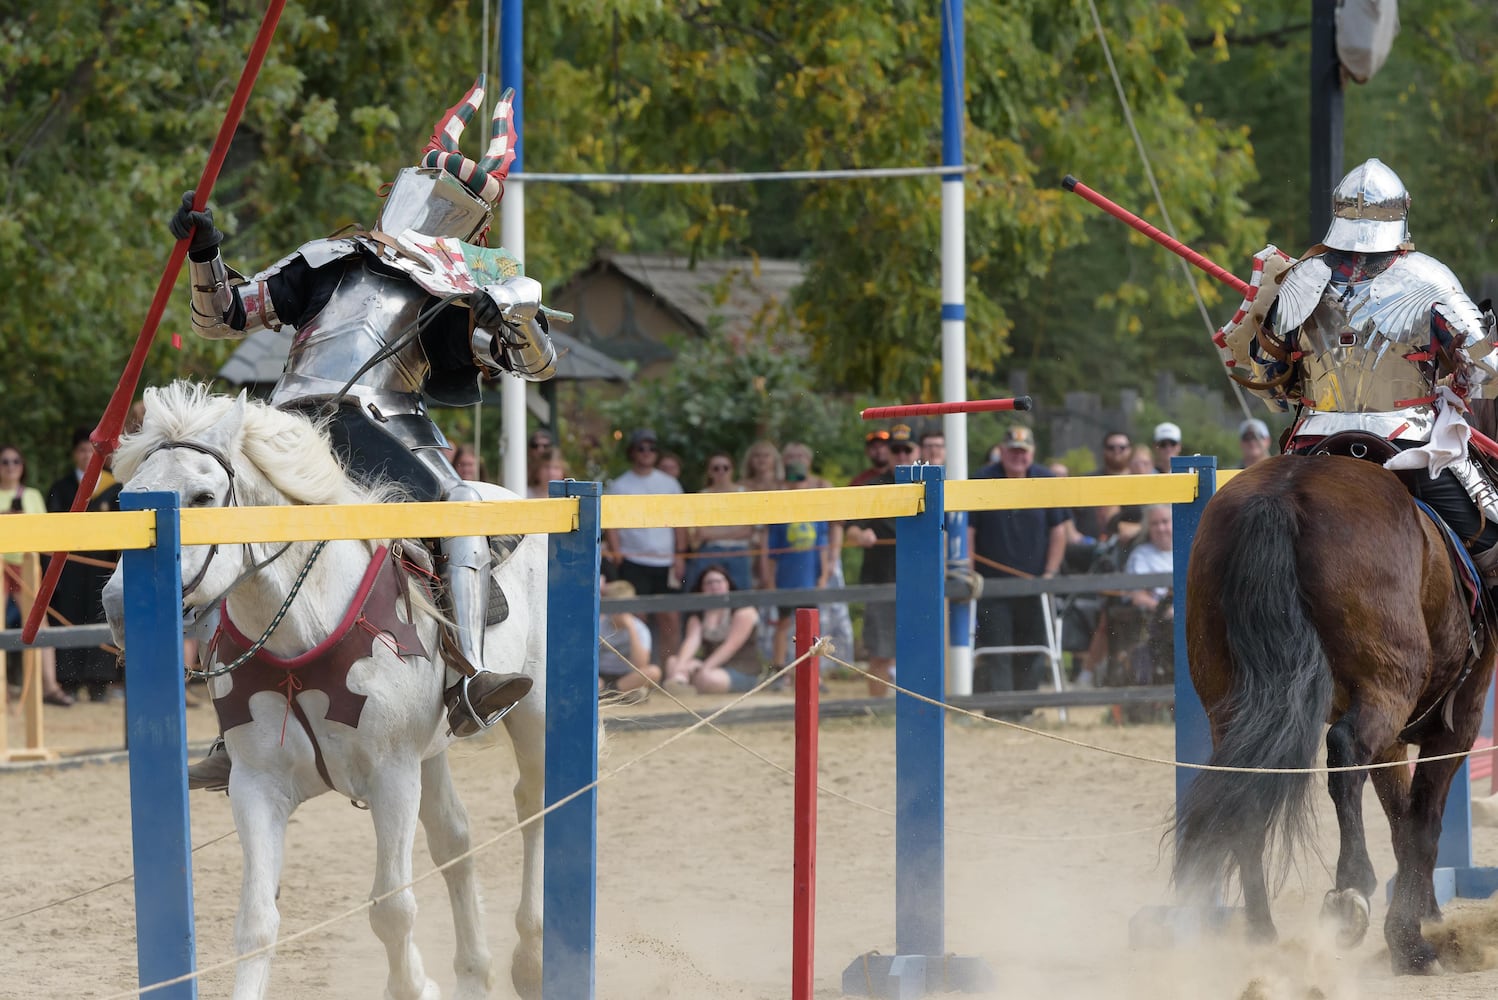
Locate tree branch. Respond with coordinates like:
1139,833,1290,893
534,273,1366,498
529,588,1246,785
1186,21,1310,51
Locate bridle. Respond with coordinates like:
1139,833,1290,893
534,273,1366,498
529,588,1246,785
138,438,326,679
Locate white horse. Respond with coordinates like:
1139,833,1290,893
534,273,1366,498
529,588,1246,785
103,382,547,1000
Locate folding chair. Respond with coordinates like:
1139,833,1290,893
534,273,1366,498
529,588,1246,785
972,592,1069,723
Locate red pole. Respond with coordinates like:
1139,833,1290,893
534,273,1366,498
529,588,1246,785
1061,175,1250,298
860,396,1033,420
792,607,821,1000
23,0,289,642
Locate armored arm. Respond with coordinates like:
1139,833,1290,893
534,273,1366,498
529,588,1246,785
170,191,283,340
470,276,557,381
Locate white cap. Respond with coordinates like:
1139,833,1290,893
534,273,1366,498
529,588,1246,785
1238,418,1270,441
1152,422,1182,445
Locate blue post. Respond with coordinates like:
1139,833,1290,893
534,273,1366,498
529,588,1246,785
120,490,197,1000
894,464,946,956
1170,455,1217,820
502,0,523,168
543,481,601,1000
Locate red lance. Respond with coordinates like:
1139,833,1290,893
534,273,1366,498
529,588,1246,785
23,1,290,642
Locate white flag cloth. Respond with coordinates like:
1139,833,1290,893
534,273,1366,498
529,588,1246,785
1384,386,1470,479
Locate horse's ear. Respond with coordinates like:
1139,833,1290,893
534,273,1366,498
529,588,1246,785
200,390,249,454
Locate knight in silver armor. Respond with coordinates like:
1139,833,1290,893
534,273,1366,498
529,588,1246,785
169,77,550,768
1245,158,1498,576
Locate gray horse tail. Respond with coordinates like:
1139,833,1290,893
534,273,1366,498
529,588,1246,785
1172,491,1332,896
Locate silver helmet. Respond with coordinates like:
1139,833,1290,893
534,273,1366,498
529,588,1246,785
375,166,491,242
1323,158,1410,254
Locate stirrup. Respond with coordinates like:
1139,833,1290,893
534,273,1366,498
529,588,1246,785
445,672,533,739
187,737,232,793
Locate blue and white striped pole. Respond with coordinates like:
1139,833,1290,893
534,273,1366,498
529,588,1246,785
940,0,972,693
499,0,527,494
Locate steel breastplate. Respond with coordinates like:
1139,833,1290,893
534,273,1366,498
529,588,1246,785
269,263,433,409
1291,252,1490,414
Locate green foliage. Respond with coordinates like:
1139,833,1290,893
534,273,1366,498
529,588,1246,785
6,0,1498,476
597,324,864,488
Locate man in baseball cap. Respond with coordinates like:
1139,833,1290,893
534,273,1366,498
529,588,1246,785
1151,422,1182,473
851,428,894,486
1238,418,1271,469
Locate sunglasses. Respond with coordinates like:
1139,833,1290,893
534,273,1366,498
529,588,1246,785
708,463,732,472
528,440,551,450
633,442,657,453
1104,443,1131,451
1154,440,1181,448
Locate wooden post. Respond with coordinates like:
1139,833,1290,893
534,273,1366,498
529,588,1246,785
7,553,55,762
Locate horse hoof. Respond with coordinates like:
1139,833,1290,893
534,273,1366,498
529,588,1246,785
1320,888,1370,948
1391,940,1443,976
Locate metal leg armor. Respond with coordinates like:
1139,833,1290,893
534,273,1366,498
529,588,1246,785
1449,458,1498,585
439,482,534,737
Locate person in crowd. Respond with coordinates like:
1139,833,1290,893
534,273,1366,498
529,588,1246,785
779,440,854,674
1150,422,1183,473
845,425,918,695
526,446,568,498
168,77,547,744
968,426,1072,712
1073,430,1141,544
47,427,115,514
1047,460,1071,478
452,443,486,482
605,428,688,659
1127,444,1156,476
664,564,763,693
919,428,946,467
760,463,831,668
1107,504,1175,719
656,451,684,483
597,578,660,694
1238,418,1272,469
528,428,555,458
739,439,783,493
0,444,72,706
686,451,757,592
849,429,893,486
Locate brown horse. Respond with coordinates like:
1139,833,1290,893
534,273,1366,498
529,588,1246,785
1176,453,1496,974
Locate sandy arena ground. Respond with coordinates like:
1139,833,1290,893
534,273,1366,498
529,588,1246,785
6,686,1498,1000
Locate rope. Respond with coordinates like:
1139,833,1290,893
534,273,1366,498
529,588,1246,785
98,643,830,1000
1083,0,1254,420
822,651,1498,777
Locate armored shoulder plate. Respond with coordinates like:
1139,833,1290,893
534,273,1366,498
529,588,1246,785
1366,252,1486,350
249,237,363,283
1275,255,1332,331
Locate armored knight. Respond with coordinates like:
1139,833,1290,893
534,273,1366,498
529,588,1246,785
1224,158,1498,571
170,77,553,782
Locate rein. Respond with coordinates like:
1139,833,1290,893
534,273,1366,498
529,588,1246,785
193,540,329,680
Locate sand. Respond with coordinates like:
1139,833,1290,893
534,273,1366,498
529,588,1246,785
6,689,1498,999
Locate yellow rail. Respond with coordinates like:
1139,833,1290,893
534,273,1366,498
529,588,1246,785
0,469,1236,552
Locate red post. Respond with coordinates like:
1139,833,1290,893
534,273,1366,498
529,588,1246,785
792,607,820,1000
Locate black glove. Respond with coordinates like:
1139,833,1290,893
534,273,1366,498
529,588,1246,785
169,190,225,262
471,288,505,331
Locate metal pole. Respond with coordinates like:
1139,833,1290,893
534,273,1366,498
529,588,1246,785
121,491,197,1000
940,0,972,696
1309,0,1344,242
543,481,601,999
894,464,946,957
1170,456,1216,823
499,0,528,494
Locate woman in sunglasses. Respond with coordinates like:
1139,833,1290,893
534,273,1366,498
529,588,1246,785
0,445,73,706
685,451,757,592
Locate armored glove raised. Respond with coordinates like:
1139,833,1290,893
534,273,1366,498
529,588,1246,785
169,190,225,262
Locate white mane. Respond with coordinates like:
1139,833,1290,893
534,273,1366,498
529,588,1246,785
114,382,397,508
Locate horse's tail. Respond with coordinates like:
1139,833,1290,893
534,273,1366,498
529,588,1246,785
1173,490,1333,897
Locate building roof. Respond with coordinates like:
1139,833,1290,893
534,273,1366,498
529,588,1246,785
555,252,806,338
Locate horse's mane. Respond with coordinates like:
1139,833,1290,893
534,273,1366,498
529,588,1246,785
115,382,399,508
